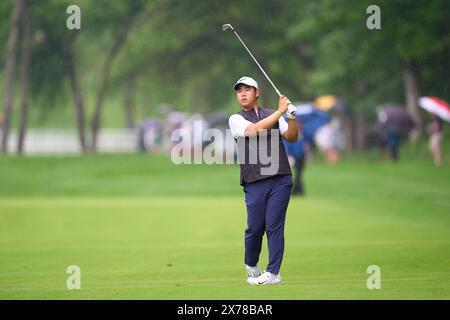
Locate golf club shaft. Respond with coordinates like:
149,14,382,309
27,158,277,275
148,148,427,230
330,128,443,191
231,30,282,97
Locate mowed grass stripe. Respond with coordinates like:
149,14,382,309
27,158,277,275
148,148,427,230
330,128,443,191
1,195,449,299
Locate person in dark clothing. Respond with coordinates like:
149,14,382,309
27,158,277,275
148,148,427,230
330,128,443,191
283,120,305,195
228,76,298,285
377,129,401,161
387,131,400,161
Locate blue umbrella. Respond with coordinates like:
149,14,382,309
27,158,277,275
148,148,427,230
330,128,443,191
294,103,330,143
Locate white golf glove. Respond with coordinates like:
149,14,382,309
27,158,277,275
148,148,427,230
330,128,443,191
286,104,297,120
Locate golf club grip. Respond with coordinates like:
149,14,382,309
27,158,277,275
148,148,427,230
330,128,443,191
287,104,296,116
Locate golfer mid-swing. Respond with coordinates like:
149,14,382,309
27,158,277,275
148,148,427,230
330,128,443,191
229,76,298,285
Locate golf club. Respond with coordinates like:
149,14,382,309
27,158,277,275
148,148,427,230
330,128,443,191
222,23,292,106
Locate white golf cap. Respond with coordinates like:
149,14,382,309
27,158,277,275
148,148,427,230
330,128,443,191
233,76,259,91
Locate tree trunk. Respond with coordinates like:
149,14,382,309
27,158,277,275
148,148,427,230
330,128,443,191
342,114,353,152
124,77,135,129
1,0,24,153
352,81,368,151
403,59,422,140
64,34,88,152
354,109,367,150
17,0,32,154
91,14,136,150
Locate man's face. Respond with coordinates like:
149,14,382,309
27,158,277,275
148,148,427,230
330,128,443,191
235,84,259,108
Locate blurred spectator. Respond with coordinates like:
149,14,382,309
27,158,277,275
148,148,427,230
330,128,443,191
376,129,389,160
165,111,187,151
294,102,330,163
283,120,305,196
387,131,401,161
426,115,444,166
375,105,415,162
138,118,162,153
314,117,345,164
376,129,401,161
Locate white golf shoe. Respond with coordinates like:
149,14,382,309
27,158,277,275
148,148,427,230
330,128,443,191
247,271,282,285
246,264,262,278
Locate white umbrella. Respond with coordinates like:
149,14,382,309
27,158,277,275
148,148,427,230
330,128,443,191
419,96,450,122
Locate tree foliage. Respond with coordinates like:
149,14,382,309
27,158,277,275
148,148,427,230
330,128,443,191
1,0,448,134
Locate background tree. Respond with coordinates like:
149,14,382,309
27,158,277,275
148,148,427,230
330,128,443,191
1,0,448,154
17,0,32,154
1,0,23,153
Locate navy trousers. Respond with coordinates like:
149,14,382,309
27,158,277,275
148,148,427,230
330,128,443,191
243,174,293,274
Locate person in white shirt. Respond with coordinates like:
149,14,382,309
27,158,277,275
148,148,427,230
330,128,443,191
228,76,298,285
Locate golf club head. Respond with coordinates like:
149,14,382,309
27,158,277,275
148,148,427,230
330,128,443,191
222,24,234,32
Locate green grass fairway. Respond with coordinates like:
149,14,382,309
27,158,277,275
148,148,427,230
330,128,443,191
0,153,449,299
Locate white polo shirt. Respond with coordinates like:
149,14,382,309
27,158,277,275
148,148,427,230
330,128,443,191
228,111,288,138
